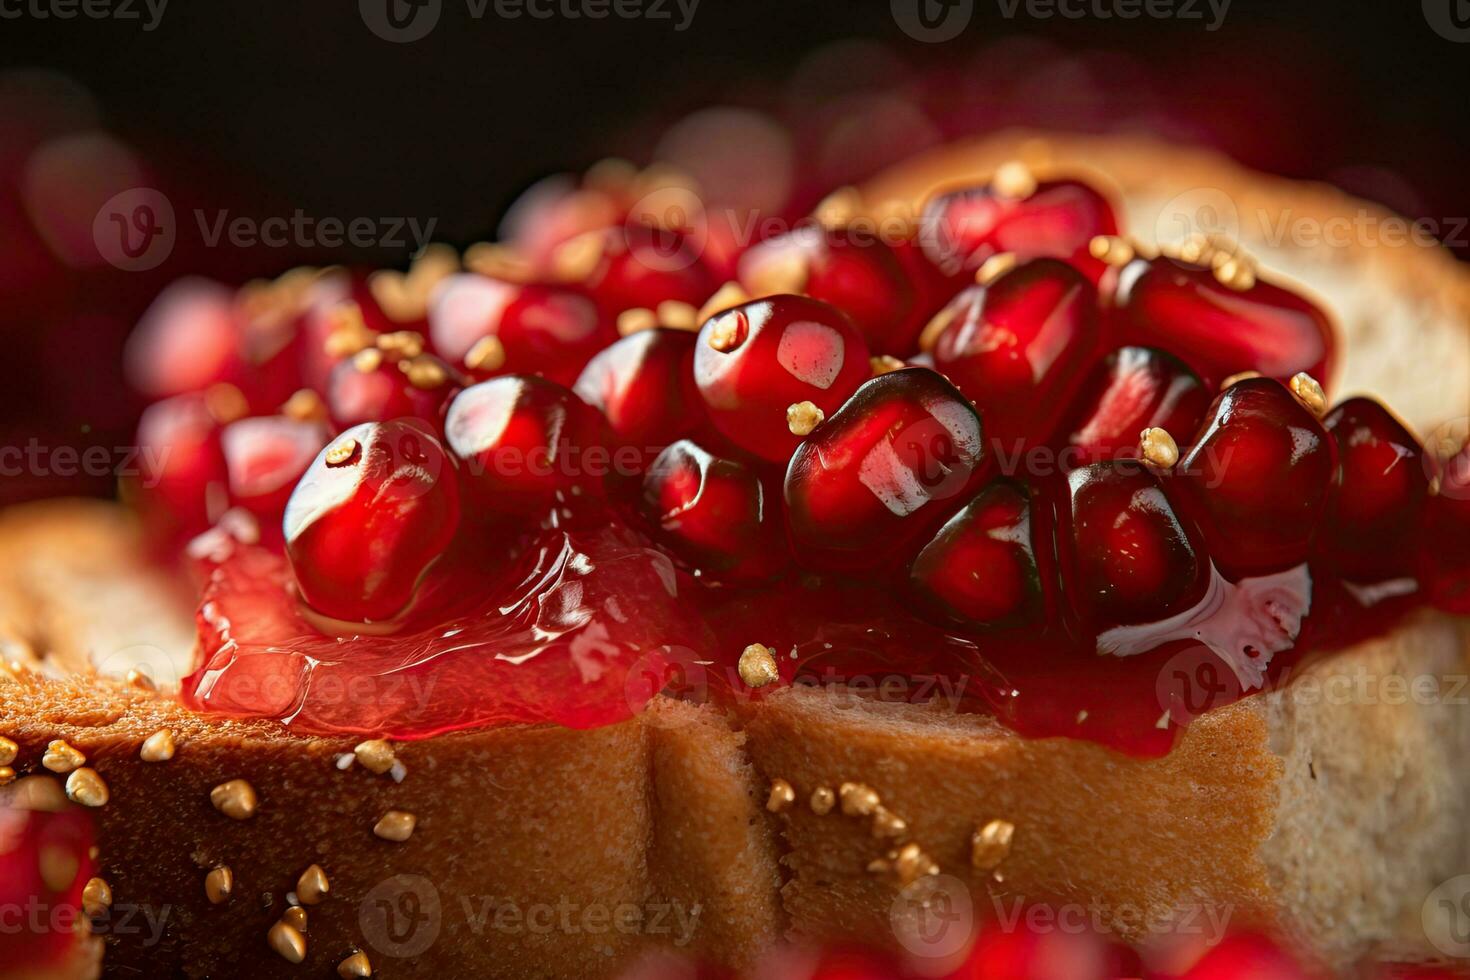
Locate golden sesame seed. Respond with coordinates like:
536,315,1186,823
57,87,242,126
38,844,80,892
1175,232,1213,266
786,401,825,437
204,383,249,425
0,767,14,786
974,252,1017,286
1289,372,1327,416
8,775,66,811
281,905,309,932
205,866,233,904
463,242,536,282
1138,427,1180,469
743,250,809,298
1088,234,1135,267
737,644,779,689
373,810,417,842
813,187,862,229
464,335,507,373
140,729,176,763
551,231,606,283
338,950,374,979
297,864,330,905
1213,254,1257,292
267,921,307,964
1220,370,1263,390
871,806,908,839
992,160,1038,200
324,306,376,358
705,310,747,353
403,356,449,391
65,768,109,808
617,307,658,337
0,736,16,766
124,668,156,691
82,877,112,917
838,782,880,817
765,778,796,813
282,388,327,423
656,300,698,332
353,738,397,775
696,282,750,326
210,779,258,820
810,786,836,816
325,438,360,468
42,739,86,774
376,329,425,359
972,818,1016,871
870,355,906,377
352,347,385,373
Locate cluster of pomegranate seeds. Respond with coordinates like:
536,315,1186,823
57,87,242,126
123,157,1467,754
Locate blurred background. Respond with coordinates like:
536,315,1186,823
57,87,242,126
1,0,1466,503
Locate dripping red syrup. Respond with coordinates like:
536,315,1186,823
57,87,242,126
181,498,1424,758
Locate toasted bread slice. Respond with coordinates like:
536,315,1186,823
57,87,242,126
4,134,1469,978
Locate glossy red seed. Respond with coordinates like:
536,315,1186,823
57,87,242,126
573,328,704,466
445,375,606,512
325,348,459,430
739,226,921,354
1320,397,1428,581
428,273,613,386
284,420,461,622
919,177,1118,281
134,392,229,544
1420,440,1470,614
1114,255,1334,390
931,257,1102,451
124,277,241,400
220,415,329,539
1173,378,1336,579
640,439,787,582
1065,460,1208,628
909,478,1050,629
785,367,986,571
577,223,718,317
1061,346,1209,466
695,295,871,462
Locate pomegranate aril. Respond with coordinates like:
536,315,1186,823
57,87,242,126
284,419,461,622
1168,932,1311,980
908,478,1050,629
640,439,787,582
573,327,704,467
325,343,459,430
785,367,986,571
738,226,922,354
134,392,230,545
428,273,613,386
559,223,717,318
124,277,241,400
1319,397,1428,581
930,257,1102,450
695,295,871,463
919,169,1119,281
1065,460,1208,629
1173,377,1336,579
0,802,98,972
445,375,606,513
1113,252,1334,390
1420,439,1470,614
220,415,329,539
1061,346,1209,466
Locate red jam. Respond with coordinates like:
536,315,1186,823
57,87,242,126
138,160,1464,759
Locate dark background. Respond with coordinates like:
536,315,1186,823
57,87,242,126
1,0,1466,500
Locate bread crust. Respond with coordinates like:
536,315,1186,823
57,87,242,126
3,134,1469,977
